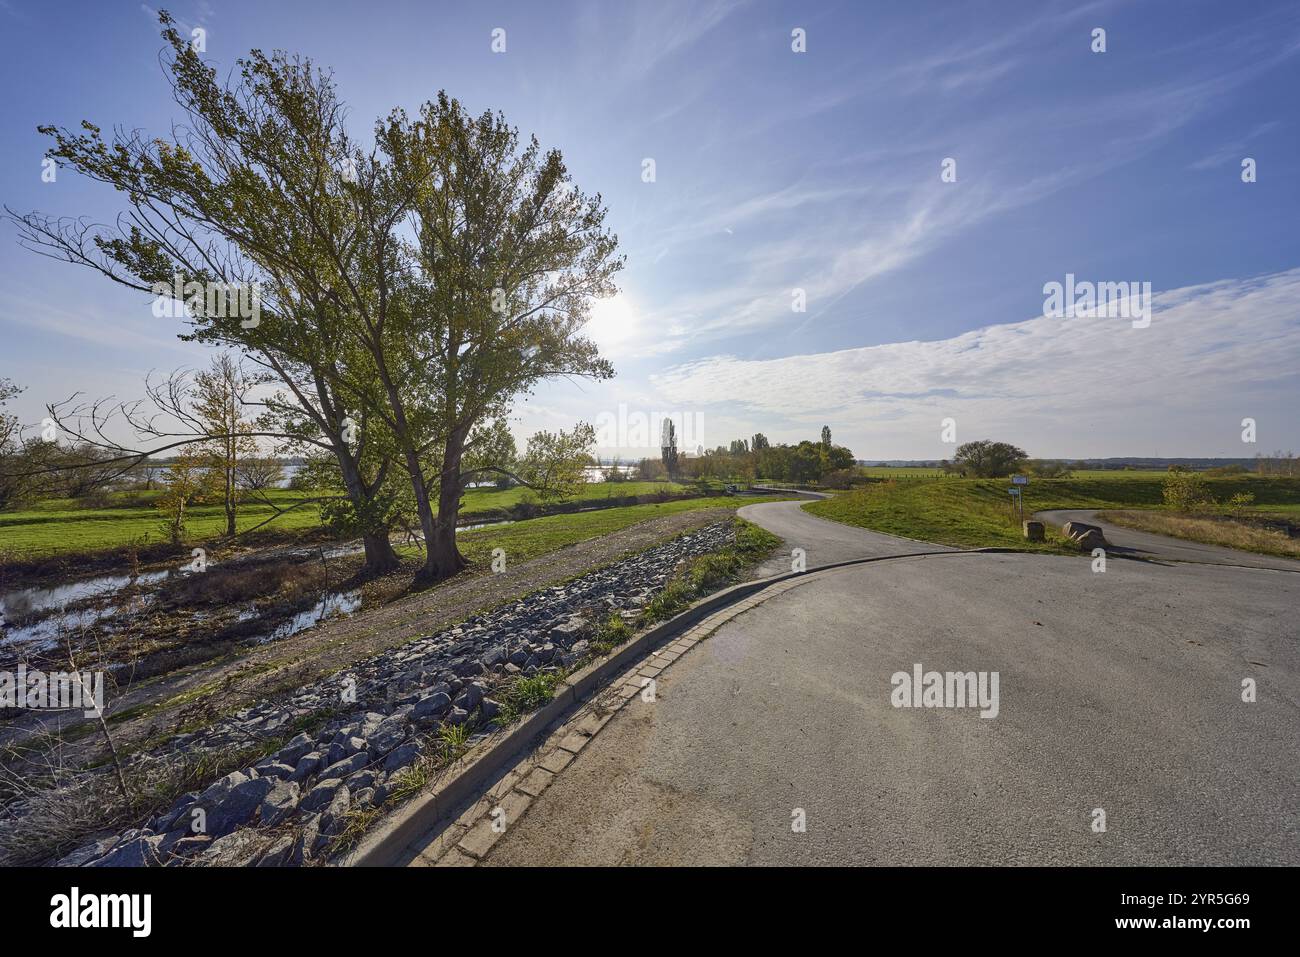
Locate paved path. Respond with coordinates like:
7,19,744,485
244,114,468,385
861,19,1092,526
476,500,1300,866
738,490,951,577
1036,508,1300,573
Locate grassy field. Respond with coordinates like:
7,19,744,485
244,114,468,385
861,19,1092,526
857,467,951,478
806,476,1300,552
0,480,691,560
855,467,1172,480
423,494,790,567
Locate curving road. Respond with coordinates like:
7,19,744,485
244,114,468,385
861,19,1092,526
474,498,1300,866
1037,508,1300,572
738,489,951,576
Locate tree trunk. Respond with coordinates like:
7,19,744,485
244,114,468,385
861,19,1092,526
421,437,467,584
225,466,236,537
335,443,399,577
361,530,400,575
427,487,465,580
407,450,446,585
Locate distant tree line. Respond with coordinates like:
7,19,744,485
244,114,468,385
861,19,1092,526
627,426,855,485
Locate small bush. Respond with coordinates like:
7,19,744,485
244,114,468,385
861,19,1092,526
1225,491,1256,518
1162,471,1213,511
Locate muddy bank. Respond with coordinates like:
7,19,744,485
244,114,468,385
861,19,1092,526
0,539,400,691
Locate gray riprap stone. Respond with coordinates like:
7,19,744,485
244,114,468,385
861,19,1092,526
453,683,482,711
205,776,276,838
258,780,301,827
413,692,451,720
56,836,118,867
320,785,352,835
276,732,315,766
153,791,198,833
196,770,249,806
290,752,321,782
368,715,408,755
346,769,377,792
318,751,369,780
383,740,423,773
89,833,164,868
197,829,272,867
288,815,321,866
256,833,295,867
300,778,345,814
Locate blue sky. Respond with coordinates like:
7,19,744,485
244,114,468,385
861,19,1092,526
1,0,1297,460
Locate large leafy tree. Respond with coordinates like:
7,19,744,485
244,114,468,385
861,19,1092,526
952,440,1028,478
366,93,620,579
9,12,618,581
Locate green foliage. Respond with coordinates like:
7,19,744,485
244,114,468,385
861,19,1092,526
589,611,633,656
1162,471,1213,511
154,452,220,544
20,13,624,582
516,424,597,501
637,518,781,625
1025,459,1073,479
1225,491,1256,517
436,721,473,760
496,671,565,725
952,440,1028,478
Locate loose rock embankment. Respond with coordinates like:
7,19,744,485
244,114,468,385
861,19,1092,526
46,521,739,867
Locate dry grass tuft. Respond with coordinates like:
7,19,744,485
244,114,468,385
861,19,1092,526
1103,510,1300,559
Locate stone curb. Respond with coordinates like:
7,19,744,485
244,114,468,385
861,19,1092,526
342,545,1005,866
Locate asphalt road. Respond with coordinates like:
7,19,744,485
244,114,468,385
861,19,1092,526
738,491,952,576
1037,508,1300,573
482,501,1300,866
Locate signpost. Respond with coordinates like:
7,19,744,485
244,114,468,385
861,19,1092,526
1009,475,1029,523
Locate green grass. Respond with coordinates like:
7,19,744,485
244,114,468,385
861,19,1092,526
1065,469,1176,479
0,488,323,558
637,518,782,625
437,494,791,568
856,467,1206,481
1102,509,1300,559
856,467,953,478
496,671,567,725
0,480,694,560
805,476,1300,551
460,479,686,512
